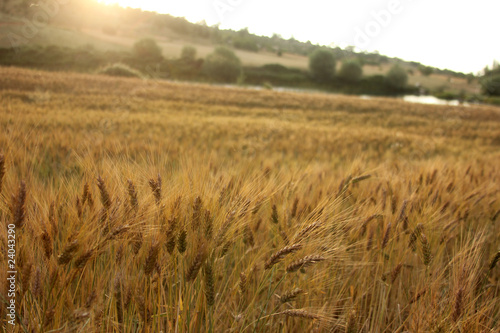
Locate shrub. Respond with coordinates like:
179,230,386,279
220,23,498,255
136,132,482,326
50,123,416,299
181,45,197,62
242,65,309,87
386,65,408,90
338,59,363,83
481,74,500,96
483,96,500,105
203,46,242,83
98,63,143,78
132,38,163,63
419,65,433,76
434,91,459,100
309,48,335,82
262,64,288,73
233,36,259,52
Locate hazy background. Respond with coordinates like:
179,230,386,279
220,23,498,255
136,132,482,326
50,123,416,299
1,0,499,103
97,0,500,74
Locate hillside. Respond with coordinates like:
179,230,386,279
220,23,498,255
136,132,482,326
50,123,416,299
0,5,480,96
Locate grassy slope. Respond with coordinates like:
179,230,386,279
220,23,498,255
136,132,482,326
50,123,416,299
0,66,499,332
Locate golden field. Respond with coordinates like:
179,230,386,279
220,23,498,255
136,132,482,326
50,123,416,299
0,66,499,332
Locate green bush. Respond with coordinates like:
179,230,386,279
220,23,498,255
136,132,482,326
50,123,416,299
433,91,459,101
483,96,500,105
243,65,309,87
132,38,163,63
419,65,433,76
203,46,242,83
181,45,197,62
338,59,363,83
233,36,259,52
386,65,408,90
309,48,335,82
98,63,143,78
261,64,288,73
480,74,500,96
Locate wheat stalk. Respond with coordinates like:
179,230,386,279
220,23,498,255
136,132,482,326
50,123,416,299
277,309,321,320
74,250,94,269
271,204,279,224
214,210,235,247
420,233,432,266
265,244,302,270
144,241,160,275
114,274,123,324
409,223,424,251
294,221,320,243
32,266,42,299
57,239,79,265
186,243,207,281
346,309,358,333
11,181,27,228
204,262,215,306
177,228,187,255
148,174,162,205
127,179,138,211
82,183,90,207
192,196,203,230
381,222,391,249
409,289,427,304
0,154,5,194
239,272,247,295
166,216,177,254
41,229,53,259
291,198,299,218
351,174,371,184
96,176,111,210
286,255,326,273
390,263,403,283
489,249,500,271
21,262,32,293
278,287,304,303
452,287,464,322
204,209,213,240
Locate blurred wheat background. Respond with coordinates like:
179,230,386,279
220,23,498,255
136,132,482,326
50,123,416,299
0,67,499,332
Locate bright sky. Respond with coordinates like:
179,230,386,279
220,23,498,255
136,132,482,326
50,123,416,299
98,0,499,74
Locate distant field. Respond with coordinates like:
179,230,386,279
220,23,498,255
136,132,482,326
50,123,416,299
0,66,499,332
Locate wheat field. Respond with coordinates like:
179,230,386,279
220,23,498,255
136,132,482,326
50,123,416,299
0,66,499,332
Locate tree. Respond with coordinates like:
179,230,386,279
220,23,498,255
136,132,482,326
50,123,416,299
309,48,335,82
132,38,163,63
419,65,433,76
386,64,408,90
181,45,197,62
338,59,363,83
481,74,500,96
203,46,242,82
